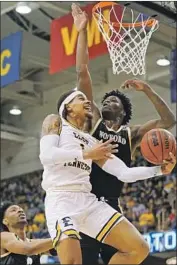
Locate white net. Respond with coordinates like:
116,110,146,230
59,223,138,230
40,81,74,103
93,3,159,75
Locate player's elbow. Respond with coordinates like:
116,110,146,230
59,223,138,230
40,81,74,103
76,65,89,74
162,116,176,129
39,151,53,165
168,118,176,129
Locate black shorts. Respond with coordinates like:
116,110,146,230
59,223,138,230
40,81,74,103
80,197,122,265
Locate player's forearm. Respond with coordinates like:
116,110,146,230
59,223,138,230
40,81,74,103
76,29,89,72
143,86,176,128
39,135,83,165
4,238,53,256
76,29,93,102
98,155,162,182
28,239,53,255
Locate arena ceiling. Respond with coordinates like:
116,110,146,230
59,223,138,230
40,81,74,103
1,1,176,171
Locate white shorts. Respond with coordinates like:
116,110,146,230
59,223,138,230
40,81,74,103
45,191,124,248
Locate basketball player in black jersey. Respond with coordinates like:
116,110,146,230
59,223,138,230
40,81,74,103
72,4,176,264
0,202,54,265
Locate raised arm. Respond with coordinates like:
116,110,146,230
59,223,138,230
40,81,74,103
1,232,52,255
72,3,101,129
122,79,176,151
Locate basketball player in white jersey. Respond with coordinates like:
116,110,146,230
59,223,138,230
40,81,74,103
71,3,176,264
40,90,175,264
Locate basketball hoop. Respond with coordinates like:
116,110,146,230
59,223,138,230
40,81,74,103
92,2,159,75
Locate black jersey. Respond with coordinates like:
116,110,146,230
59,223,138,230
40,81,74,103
90,119,131,199
1,252,40,265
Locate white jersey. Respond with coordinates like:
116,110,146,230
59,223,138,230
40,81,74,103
41,118,97,193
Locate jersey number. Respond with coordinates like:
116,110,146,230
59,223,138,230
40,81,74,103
80,144,85,150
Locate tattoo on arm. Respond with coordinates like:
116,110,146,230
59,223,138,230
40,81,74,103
41,114,62,137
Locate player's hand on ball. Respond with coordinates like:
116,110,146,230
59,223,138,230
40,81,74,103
72,3,88,32
121,79,151,92
83,139,118,161
161,152,176,175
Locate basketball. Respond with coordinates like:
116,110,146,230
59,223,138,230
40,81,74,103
140,129,176,165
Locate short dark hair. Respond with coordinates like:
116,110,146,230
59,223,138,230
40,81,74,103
102,90,132,125
57,90,75,117
0,201,13,232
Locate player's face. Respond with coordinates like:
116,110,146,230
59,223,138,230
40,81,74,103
68,94,93,119
4,205,27,227
101,96,125,121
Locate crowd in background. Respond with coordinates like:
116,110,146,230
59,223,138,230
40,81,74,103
1,149,176,239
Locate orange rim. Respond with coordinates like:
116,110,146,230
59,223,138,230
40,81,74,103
92,1,157,28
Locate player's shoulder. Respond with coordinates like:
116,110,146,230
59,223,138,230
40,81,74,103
129,125,141,137
121,125,130,130
41,114,62,137
42,114,61,124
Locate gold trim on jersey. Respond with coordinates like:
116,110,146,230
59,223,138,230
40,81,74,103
64,229,81,240
96,212,122,242
53,221,61,249
90,118,102,135
53,223,81,248
0,252,11,258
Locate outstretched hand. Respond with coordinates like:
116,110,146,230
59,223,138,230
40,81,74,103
72,3,88,32
161,152,176,175
121,79,151,92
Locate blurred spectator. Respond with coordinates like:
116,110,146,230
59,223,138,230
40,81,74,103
26,219,40,239
166,208,176,230
33,210,45,225
132,198,146,220
139,209,156,233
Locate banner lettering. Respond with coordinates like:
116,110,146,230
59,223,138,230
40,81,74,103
50,3,122,74
1,31,22,87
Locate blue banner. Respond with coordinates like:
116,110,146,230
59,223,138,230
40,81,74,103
143,230,176,253
1,31,23,87
170,49,177,103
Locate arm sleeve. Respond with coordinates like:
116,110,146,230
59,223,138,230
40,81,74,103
39,135,83,165
102,155,162,183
